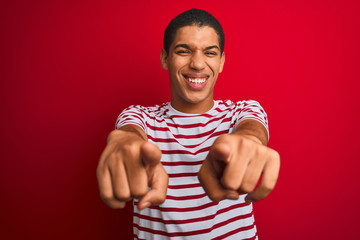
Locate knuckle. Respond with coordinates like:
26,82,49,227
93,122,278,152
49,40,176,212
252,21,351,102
130,186,148,198
237,137,254,151
221,178,240,191
255,145,267,156
240,182,256,193
114,188,131,201
272,150,281,163
107,152,122,165
122,142,139,153
208,192,222,202
268,148,280,161
107,203,119,209
262,182,275,193
157,194,167,204
214,134,229,144
100,192,113,203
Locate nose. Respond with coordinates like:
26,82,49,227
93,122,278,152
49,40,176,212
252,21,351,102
189,51,206,71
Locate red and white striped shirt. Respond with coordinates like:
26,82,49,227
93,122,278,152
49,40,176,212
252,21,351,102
116,100,268,240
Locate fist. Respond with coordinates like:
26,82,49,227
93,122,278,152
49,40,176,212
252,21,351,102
198,133,280,203
97,128,169,210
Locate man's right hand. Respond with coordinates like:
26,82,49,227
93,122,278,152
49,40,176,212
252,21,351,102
96,125,168,210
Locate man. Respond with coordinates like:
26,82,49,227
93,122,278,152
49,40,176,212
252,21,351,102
97,9,280,239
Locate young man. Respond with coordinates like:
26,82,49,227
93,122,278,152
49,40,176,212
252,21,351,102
97,9,280,239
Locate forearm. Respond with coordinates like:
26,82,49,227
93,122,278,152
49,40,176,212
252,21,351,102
108,124,147,143
232,119,268,146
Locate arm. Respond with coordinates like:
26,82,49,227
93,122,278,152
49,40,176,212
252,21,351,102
97,124,168,210
198,119,280,202
233,119,268,146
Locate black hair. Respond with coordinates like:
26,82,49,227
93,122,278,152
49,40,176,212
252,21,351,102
163,8,225,54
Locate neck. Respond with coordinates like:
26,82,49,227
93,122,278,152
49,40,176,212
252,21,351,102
170,99,214,114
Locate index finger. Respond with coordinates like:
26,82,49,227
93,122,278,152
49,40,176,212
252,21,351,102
138,163,169,210
198,157,239,202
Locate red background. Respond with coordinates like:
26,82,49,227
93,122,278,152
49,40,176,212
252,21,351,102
1,0,360,239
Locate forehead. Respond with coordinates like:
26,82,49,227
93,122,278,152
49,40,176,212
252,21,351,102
171,25,220,49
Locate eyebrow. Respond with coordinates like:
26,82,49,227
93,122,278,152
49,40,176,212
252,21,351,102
205,45,220,51
174,44,220,51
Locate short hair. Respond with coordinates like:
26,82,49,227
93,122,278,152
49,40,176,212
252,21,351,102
163,8,225,54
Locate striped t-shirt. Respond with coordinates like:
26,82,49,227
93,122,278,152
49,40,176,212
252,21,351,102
116,100,269,240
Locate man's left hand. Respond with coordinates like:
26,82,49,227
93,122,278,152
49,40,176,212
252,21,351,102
198,133,280,203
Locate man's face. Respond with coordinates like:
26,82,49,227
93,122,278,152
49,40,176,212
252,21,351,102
161,25,225,113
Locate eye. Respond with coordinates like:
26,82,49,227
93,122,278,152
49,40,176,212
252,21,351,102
176,50,190,55
205,51,217,56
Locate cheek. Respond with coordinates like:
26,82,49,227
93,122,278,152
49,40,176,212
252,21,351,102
208,60,222,73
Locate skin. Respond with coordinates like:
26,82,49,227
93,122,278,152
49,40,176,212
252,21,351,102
96,25,280,210
160,25,225,114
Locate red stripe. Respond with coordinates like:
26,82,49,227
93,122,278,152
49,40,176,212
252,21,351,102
168,183,201,189
147,130,226,147
146,122,229,139
162,146,210,155
165,115,231,129
134,202,250,225
212,222,256,240
166,193,207,200
133,210,254,237
140,104,233,125
121,111,145,123
168,172,198,178
161,160,203,166
119,101,267,131
133,234,145,240
169,113,215,119
133,200,218,212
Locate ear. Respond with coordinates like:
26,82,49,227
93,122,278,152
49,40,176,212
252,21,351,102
160,49,168,70
219,52,225,73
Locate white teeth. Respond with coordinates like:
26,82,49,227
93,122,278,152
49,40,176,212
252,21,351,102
188,78,206,84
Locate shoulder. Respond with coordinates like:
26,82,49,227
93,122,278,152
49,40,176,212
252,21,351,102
215,99,264,110
121,102,170,117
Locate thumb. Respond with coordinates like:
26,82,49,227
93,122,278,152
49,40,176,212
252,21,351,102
140,141,162,167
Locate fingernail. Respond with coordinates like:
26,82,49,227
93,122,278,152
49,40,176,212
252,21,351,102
226,193,239,200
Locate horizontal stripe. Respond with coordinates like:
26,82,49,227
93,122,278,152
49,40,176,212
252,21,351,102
117,100,267,238
162,146,211,155
134,200,218,212
147,129,227,146
146,122,230,139
161,160,203,166
168,183,202,189
134,202,250,225
212,223,256,240
133,212,254,237
168,172,198,178
166,193,207,201
165,115,231,129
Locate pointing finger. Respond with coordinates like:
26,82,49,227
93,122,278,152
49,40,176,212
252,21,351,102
138,164,169,210
198,158,239,202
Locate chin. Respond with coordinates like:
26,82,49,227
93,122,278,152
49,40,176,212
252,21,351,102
185,95,209,104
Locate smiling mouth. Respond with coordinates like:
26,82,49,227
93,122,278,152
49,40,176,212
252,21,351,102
182,74,209,84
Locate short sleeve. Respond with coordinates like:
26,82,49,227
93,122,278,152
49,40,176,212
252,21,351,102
234,100,269,138
115,105,146,132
